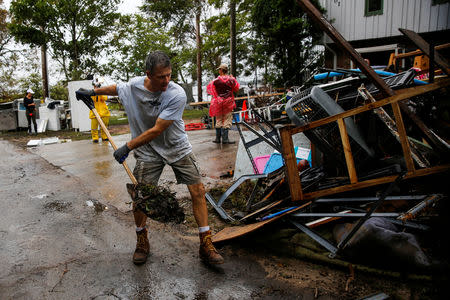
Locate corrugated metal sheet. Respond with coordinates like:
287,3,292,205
319,0,450,42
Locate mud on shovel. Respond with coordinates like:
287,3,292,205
75,90,184,223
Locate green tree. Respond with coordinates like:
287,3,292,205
9,0,120,81
50,81,69,101
251,0,324,87
0,53,20,102
141,0,205,99
0,0,12,62
205,0,271,87
0,0,16,101
102,14,174,82
17,48,43,99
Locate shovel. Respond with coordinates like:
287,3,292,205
75,92,137,185
76,90,184,223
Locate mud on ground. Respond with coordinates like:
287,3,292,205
1,124,444,299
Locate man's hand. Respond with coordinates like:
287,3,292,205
114,143,131,164
75,88,96,110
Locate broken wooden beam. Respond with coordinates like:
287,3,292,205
399,28,450,75
296,0,395,98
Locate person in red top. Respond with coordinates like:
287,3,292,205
207,63,240,144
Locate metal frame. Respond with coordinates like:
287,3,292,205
205,174,268,221
289,174,406,257
234,109,282,174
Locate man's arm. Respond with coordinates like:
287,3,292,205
113,117,173,163
127,118,174,150
94,84,118,96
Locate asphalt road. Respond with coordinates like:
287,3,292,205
0,136,335,299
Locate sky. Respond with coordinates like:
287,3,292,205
3,0,141,14
2,0,142,87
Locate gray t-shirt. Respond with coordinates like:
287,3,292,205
116,77,192,164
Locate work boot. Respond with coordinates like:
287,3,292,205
199,230,224,264
221,128,235,144
213,128,221,143
133,228,150,265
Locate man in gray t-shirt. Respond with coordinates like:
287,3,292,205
76,51,224,265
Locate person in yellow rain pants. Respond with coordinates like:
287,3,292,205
89,77,111,143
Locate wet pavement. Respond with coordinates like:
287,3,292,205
1,132,336,299
31,130,239,213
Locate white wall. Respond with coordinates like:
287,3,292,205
67,80,92,132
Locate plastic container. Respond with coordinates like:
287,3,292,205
263,147,312,174
253,155,271,174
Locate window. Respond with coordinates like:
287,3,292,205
365,0,383,17
433,0,450,5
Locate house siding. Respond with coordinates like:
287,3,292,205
319,0,450,42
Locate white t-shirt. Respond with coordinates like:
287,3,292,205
116,77,192,164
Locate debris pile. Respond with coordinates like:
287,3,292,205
209,1,449,275
126,183,185,224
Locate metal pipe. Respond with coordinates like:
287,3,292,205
315,195,428,203
292,213,399,218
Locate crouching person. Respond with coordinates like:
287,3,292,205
75,51,224,265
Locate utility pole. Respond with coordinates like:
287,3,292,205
40,26,49,99
230,0,236,77
195,2,202,102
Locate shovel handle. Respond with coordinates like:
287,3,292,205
92,108,138,185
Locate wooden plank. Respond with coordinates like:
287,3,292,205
394,43,450,59
399,28,450,75
397,101,449,155
391,102,415,173
188,92,284,106
361,87,427,167
92,108,137,185
280,127,303,201
301,164,450,200
337,119,358,184
239,199,284,222
287,78,450,136
212,202,312,243
234,92,284,101
296,0,395,98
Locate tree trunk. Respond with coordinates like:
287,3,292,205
40,26,49,99
229,0,236,77
41,44,49,99
195,3,202,102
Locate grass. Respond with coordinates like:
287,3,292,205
109,115,129,126
106,107,209,125
182,108,209,120
0,128,92,148
0,107,208,146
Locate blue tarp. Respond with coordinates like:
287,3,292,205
263,147,312,174
313,69,428,85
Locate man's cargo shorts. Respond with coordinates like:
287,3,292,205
133,152,201,186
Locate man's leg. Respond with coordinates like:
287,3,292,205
132,208,149,265
131,160,164,265
26,112,32,134
100,116,109,141
90,118,99,142
221,112,234,144
188,183,208,227
213,115,223,143
188,183,224,264
31,113,38,134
